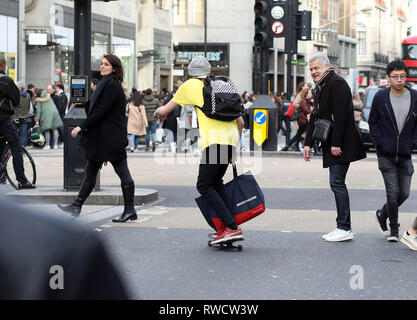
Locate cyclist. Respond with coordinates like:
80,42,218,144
0,56,35,189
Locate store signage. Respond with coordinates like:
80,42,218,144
28,33,47,46
408,68,417,77
174,44,228,66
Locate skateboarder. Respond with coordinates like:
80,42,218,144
153,56,245,245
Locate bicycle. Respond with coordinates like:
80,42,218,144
0,116,37,190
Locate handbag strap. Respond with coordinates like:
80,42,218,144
232,163,237,179
232,163,238,179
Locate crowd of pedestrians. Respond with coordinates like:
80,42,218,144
2,51,417,300
2,51,417,252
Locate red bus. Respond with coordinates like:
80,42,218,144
402,35,417,83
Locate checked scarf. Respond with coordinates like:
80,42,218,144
312,67,335,114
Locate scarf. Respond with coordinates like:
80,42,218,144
312,67,335,114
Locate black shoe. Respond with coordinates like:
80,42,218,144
18,180,36,190
387,223,400,242
57,198,83,217
290,145,300,152
375,209,388,236
152,142,156,152
112,181,137,223
387,231,399,242
281,146,289,151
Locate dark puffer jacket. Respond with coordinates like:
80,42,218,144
0,72,20,121
368,87,417,160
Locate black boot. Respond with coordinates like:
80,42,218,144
57,176,95,218
112,181,137,223
57,198,84,217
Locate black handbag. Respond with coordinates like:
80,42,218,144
312,118,332,142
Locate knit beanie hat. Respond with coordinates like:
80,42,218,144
188,56,211,77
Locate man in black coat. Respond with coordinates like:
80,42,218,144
368,60,417,242
0,196,130,299
0,56,35,189
303,53,366,242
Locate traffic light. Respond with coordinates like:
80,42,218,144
254,0,271,47
296,10,312,40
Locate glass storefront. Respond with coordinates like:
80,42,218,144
113,37,135,91
55,27,134,90
55,25,74,89
0,14,18,81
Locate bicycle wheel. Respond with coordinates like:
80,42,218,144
4,146,37,190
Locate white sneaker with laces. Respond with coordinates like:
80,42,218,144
322,228,338,240
325,229,354,242
400,231,417,251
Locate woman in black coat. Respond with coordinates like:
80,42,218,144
58,54,137,223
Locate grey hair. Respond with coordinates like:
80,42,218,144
309,52,330,67
16,81,25,89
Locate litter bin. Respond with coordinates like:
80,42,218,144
64,75,99,191
249,95,278,151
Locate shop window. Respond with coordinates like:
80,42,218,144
357,23,366,55
0,14,18,81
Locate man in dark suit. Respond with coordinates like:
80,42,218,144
303,53,366,242
0,196,130,299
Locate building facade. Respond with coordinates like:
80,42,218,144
0,0,19,82
356,0,411,87
21,0,138,91
137,0,173,92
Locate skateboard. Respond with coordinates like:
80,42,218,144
208,238,243,251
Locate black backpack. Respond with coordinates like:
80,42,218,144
198,76,244,121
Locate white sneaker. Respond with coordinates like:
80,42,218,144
322,228,338,240
43,145,50,150
53,145,58,149
400,231,417,251
325,229,354,242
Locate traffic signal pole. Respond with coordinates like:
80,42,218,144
260,46,269,95
74,0,91,77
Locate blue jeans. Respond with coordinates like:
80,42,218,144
145,121,159,149
19,122,29,147
378,156,414,230
129,134,141,149
329,163,351,231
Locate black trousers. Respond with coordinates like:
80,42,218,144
196,144,235,229
78,158,133,200
283,116,291,147
288,124,307,149
0,119,26,183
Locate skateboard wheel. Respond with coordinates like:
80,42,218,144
208,240,212,247
238,245,243,251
